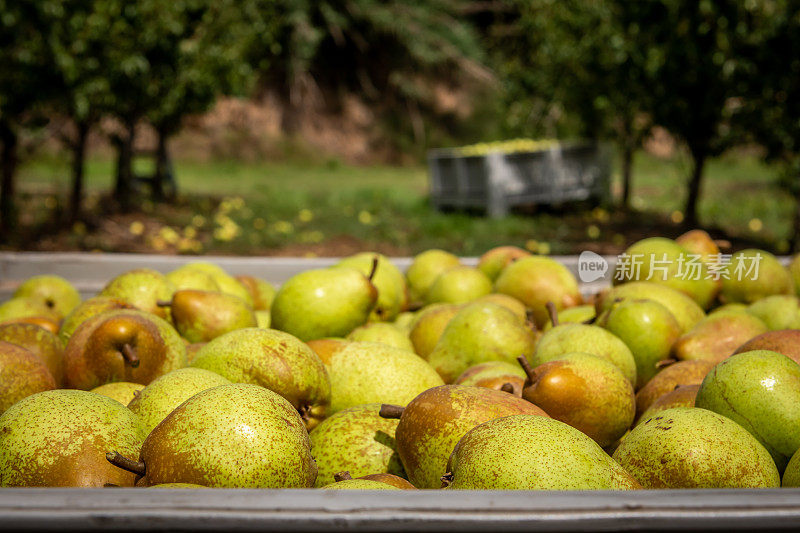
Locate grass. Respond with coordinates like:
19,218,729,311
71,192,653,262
11,148,794,256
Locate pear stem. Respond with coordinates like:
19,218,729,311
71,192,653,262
156,300,172,308
545,301,559,327
516,356,537,384
334,471,353,482
368,256,379,283
379,404,404,419
121,344,140,368
440,472,454,488
106,451,145,476
500,382,515,394
655,358,677,369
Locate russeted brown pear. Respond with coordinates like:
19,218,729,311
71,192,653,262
167,289,256,343
634,359,714,420
0,322,64,385
0,341,56,414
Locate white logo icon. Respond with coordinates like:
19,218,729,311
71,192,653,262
578,251,608,283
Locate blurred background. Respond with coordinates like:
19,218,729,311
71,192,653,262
1,0,798,257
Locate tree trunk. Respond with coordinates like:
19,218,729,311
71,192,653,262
113,119,136,211
69,121,90,223
153,126,169,201
0,121,18,236
792,167,800,253
621,143,634,210
684,145,707,227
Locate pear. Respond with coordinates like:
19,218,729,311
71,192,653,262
494,256,582,328
270,266,377,341
454,361,527,395
91,382,144,406
393,312,416,333
107,384,316,488
543,304,596,331
382,384,548,489
445,415,640,490
309,403,404,487
520,353,635,447
675,229,721,264
747,295,800,330
532,321,637,386
0,315,60,334
325,341,443,414
708,303,749,316
63,309,187,389
636,384,699,426
474,293,528,321
100,269,176,320
408,303,461,358
790,254,800,297
321,479,400,490
596,281,705,334
128,368,232,435
167,289,256,343
613,407,779,488
306,338,350,365
165,268,220,292
354,472,416,489
0,297,61,324
671,312,768,364
0,322,64,385
169,263,253,307
190,328,330,429
148,483,207,489
346,322,414,352
734,330,800,365
0,341,56,414
405,249,461,304
598,299,681,389
635,359,714,419
695,350,800,471
0,389,143,487
427,302,537,383
613,237,718,309
13,275,81,319
477,245,531,281
424,266,492,305
255,309,270,328
59,296,137,345
720,249,792,304
235,275,276,311
336,253,407,321
185,342,206,364
784,449,800,486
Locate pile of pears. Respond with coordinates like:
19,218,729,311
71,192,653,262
3,229,800,491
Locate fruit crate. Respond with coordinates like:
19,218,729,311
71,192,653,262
427,141,611,218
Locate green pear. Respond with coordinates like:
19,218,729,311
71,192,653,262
671,312,768,364
336,253,406,321
325,341,443,414
454,361,527,395
108,384,316,488
169,263,253,307
255,310,270,328
408,303,461,358
613,407,779,488
235,275,276,311
321,479,400,490
783,448,800,487
532,323,637,385
445,415,640,490
720,249,792,304
636,384,699,426
543,304,596,331
128,368,232,435
271,267,377,341
598,299,681,389
424,266,492,305
477,245,531,281
695,350,800,471
346,322,414,352
474,293,528,322
190,328,330,429
428,302,537,383
595,281,705,334
0,297,61,324
494,256,582,328
99,269,176,320
0,322,64,385
708,303,749,316
789,254,800,298
405,249,461,304
168,289,256,343
747,295,800,330
91,382,144,406
310,403,404,487
59,296,137,345
393,311,416,333
164,268,220,292
0,341,56,414
634,359,714,419
13,275,81,319
0,389,143,486
384,384,548,489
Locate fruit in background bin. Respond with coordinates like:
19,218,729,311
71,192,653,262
424,266,492,305
325,341,443,414
720,249,792,304
63,309,186,389
595,281,704,334
0,322,64,386
408,303,461,358
695,350,800,472
12,275,81,319
494,256,582,329
734,330,800,365
59,296,137,345
444,415,640,490
270,263,378,342
235,275,276,311
335,253,407,322
613,407,780,488
427,302,537,383
519,353,635,447
634,359,715,420
106,384,317,488
454,361,527,396
0,390,143,487
190,328,330,430
0,298,61,325
346,322,414,352
310,403,405,487
165,289,256,343
164,268,220,293
636,384,699,426
90,382,144,406
747,295,800,330
405,249,461,304
477,246,531,281
598,299,681,389
0,341,56,415
381,384,548,489
543,304,596,331
671,312,768,364
99,269,176,319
